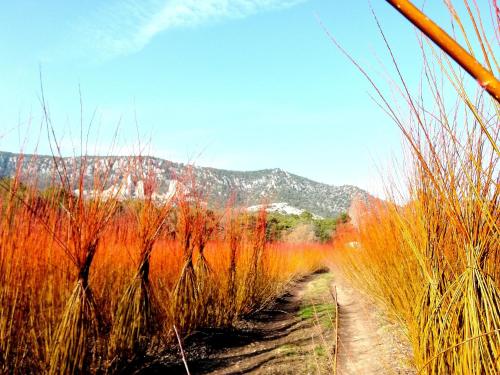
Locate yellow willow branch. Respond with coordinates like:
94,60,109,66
385,0,500,103
417,328,500,374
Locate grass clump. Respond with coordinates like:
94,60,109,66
299,304,335,329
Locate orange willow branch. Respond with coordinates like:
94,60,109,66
385,0,500,103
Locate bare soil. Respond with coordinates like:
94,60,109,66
333,271,416,375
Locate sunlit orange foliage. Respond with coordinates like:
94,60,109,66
0,164,331,373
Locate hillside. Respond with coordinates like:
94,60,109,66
0,151,370,217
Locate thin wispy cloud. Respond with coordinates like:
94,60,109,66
74,0,306,60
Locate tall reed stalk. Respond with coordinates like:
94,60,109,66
49,155,120,375
108,159,174,367
225,209,243,323
245,206,267,307
193,207,219,324
171,176,201,332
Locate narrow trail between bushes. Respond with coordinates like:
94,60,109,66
333,270,416,375
145,270,415,374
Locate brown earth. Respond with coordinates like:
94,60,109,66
334,270,416,375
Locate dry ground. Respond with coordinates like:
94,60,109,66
333,270,416,375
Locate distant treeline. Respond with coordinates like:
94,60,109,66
266,211,349,243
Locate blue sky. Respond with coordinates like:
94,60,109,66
0,1,486,196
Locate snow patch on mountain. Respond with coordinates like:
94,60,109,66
247,202,324,219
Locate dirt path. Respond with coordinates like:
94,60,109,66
143,270,415,374
333,272,416,375
146,271,337,374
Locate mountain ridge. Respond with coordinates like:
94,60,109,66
0,150,371,217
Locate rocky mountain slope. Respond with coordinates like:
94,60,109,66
0,151,370,217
